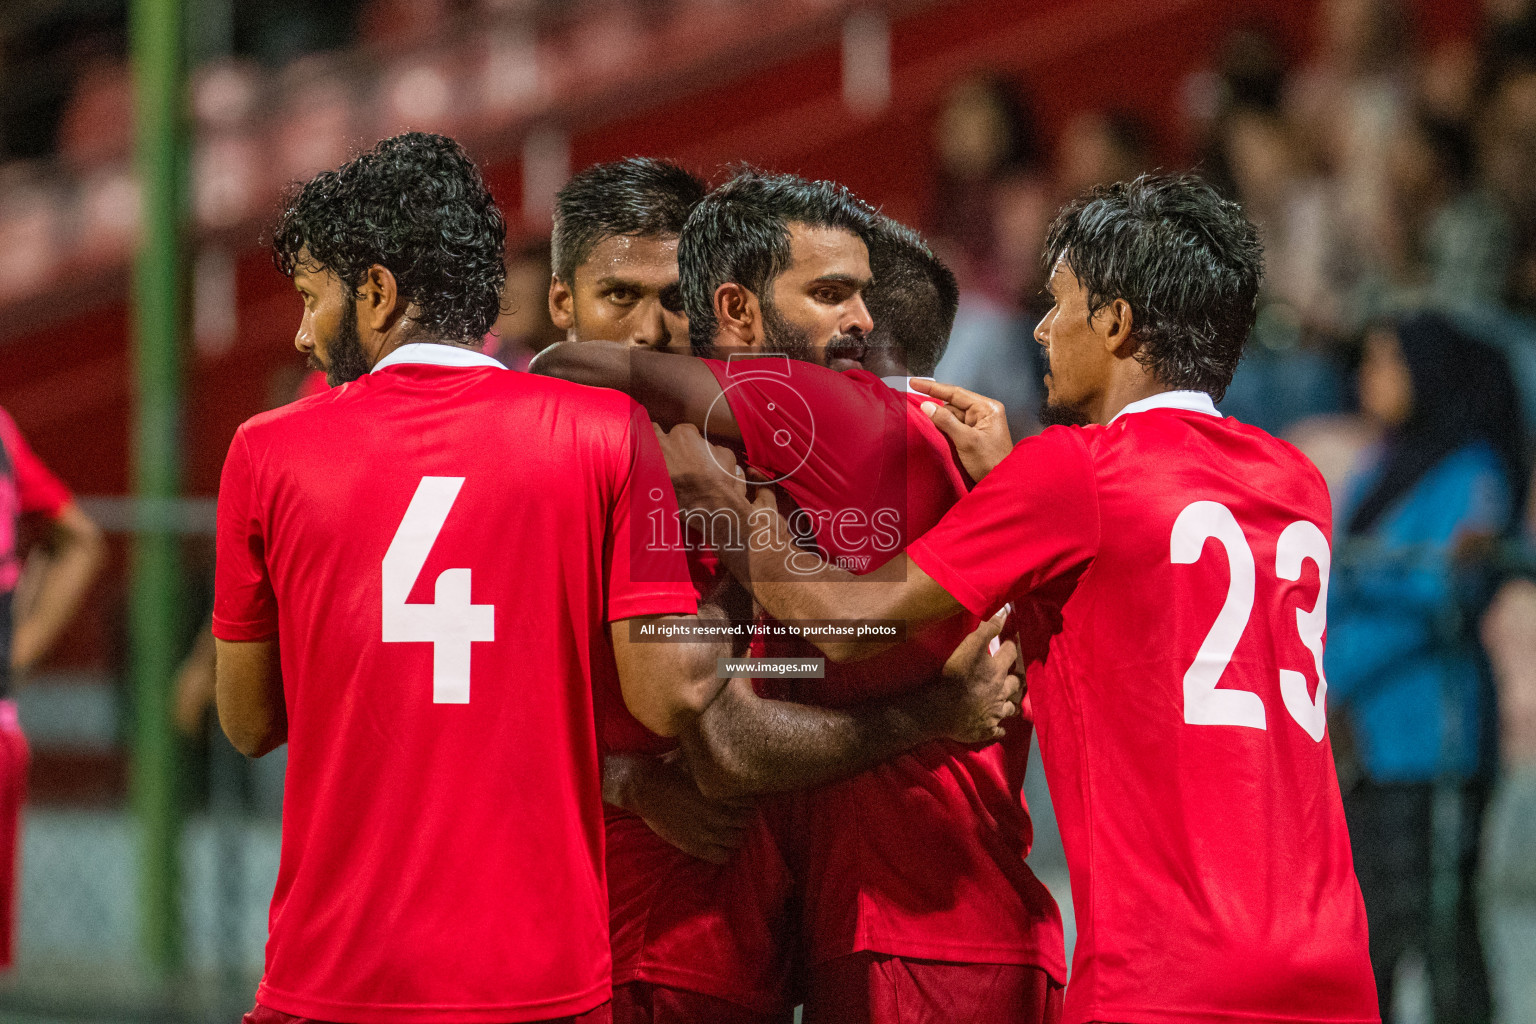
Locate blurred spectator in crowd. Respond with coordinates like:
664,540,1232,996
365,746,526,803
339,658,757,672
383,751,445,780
1479,473,1536,1024
1287,0,1413,287
1200,40,1353,432
1481,68,1536,314
1326,311,1525,1024
1054,109,1152,198
929,76,1041,284
488,238,564,369
1383,111,1512,312
927,76,1051,437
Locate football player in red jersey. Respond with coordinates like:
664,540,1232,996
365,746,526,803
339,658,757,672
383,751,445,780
548,158,705,353
545,162,1037,1024
216,132,713,1024
551,157,776,1023
535,170,1067,1024
551,157,754,862
0,411,104,971
215,135,1018,1024
662,174,1381,1024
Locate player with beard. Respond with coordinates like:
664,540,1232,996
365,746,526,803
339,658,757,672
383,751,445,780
534,170,1067,1024
225,137,1020,1024
217,132,711,1024
660,174,1380,1024
548,158,705,351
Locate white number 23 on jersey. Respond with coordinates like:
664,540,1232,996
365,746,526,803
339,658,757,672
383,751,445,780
382,477,495,703
1170,500,1329,741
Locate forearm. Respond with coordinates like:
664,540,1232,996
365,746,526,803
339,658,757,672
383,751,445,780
530,342,722,433
530,340,631,391
715,495,949,660
11,513,105,673
214,639,288,757
682,677,941,798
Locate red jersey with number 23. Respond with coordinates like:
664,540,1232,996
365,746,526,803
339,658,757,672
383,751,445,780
213,344,698,1024
909,393,1378,1024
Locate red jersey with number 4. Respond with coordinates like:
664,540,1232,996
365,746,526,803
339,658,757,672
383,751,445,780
213,345,698,1024
909,394,1378,1024
703,356,1065,980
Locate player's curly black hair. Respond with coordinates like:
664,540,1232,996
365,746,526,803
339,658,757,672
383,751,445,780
1044,173,1263,401
864,216,958,377
272,132,506,342
679,167,874,347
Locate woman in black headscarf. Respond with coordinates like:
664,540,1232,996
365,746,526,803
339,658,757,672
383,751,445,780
1327,310,1525,1024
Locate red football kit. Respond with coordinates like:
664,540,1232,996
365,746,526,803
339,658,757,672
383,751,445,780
0,408,72,970
703,357,1066,990
908,392,1379,1024
596,672,796,1022
214,344,698,1023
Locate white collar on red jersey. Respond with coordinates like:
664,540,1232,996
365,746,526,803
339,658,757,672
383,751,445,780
371,341,504,373
881,375,934,393
1109,389,1221,424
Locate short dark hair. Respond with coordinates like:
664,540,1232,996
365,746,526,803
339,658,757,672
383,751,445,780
864,217,958,376
272,132,506,341
1044,173,1263,401
679,168,874,344
551,158,707,284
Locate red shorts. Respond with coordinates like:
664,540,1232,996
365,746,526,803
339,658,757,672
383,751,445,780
801,953,1063,1024
612,982,794,1024
242,1000,612,1024
0,701,29,971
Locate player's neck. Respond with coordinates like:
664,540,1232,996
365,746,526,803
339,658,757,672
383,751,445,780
859,348,909,377
370,333,480,369
1092,374,1178,425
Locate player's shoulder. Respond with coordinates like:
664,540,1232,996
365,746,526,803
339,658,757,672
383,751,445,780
235,386,341,442
1028,421,1102,459
1217,414,1331,494
989,423,1098,486
708,354,892,398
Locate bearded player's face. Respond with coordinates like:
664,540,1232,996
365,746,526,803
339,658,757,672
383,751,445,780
1034,258,1109,425
762,224,874,369
292,257,371,387
553,233,690,351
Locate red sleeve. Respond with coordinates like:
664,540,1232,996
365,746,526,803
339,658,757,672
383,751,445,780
908,426,1100,619
0,413,71,518
605,400,699,622
213,427,279,641
702,356,893,488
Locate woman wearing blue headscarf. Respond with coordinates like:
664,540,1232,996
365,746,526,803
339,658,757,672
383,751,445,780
1328,310,1525,1024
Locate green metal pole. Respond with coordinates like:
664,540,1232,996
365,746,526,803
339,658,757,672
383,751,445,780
128,0,187,977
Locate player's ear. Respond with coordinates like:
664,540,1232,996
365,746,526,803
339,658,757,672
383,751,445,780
548,275,576,336
358,264,404,333
715,282,759,346
1099,298,1135,357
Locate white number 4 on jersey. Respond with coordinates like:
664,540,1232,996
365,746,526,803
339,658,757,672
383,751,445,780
382,476,495,703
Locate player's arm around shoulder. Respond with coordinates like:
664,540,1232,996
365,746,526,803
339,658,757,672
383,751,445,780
530,340,740,441
214,638,286,757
